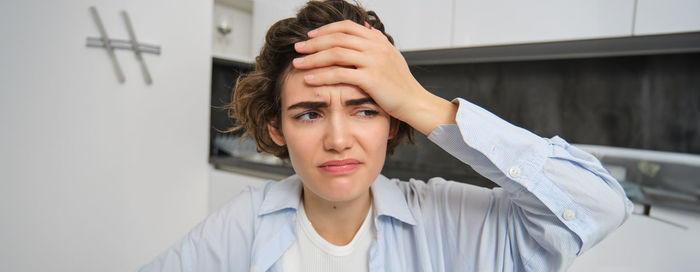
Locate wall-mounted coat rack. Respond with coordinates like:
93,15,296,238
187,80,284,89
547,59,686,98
86,6,161,85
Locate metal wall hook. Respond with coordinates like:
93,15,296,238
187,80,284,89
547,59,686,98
121,10,152,85
86,6,161,85
86,38,161,54
89,6,124,83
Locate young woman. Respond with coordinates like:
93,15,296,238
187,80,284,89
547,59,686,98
141,1,632,271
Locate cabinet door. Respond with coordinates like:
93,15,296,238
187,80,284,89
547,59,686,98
213,1,253,62
453,0,635,47
361,0,453,51
634,0,700,35
0,0,211,271
251,0,453,54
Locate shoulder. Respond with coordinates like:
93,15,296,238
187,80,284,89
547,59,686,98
214,175,303,225
194,180,276,238
217,180,274,213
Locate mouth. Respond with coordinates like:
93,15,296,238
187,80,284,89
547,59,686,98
318,159,362,174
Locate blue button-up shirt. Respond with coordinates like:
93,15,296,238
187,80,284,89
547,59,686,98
140,98,633,272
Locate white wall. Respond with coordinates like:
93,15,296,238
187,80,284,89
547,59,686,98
0,0,212,271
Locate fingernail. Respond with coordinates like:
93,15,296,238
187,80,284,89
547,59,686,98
308,29,318,37
295,42,305,49
293,57,305,66
304,74,315,82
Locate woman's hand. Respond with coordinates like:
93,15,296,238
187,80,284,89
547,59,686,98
292,20,457,135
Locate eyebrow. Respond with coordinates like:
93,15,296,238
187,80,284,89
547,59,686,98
345,97,376,106
287,98,376,110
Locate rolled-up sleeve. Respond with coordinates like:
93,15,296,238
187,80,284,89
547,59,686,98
426,98,633,270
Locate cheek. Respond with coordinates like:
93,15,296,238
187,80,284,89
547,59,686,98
281,122,320,160
355,120,391,151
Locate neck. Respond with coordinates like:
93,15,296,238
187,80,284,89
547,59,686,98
302,186,371,246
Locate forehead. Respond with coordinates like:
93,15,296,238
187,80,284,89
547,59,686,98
281,67,368,106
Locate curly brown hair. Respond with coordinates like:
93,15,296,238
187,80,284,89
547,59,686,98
225,0,414,159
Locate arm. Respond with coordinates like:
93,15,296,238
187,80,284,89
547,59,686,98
422,98,632,270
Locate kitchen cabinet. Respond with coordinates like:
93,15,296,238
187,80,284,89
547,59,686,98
634,0,700,35
360,0,453,51
0,0,211,271
246,0,699,64
213,0,254,63
452,0,636,47
251,0,453,54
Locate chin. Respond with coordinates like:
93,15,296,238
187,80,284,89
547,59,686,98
308,175,371,202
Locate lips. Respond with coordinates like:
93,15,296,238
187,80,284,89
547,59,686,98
318,159,362,174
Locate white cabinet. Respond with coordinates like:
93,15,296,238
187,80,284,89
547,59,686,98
453,0,636,47
248,0,698,59
213,1,254,63
634,0,700,35
0,0,211,271
251,0,452,55
361,0,453,51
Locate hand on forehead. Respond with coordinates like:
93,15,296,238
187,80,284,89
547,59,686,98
291,20,422,121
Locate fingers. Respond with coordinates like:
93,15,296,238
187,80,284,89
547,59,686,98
295,32,368,54
302,66,363,87
294,20,391,69
293,47,367,70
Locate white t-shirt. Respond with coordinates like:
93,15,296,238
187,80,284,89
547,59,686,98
280,201,374,272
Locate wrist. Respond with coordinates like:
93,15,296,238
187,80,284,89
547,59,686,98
397,88,457,135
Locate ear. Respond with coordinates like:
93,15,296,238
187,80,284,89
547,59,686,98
268,121,286,146
388,118,400,139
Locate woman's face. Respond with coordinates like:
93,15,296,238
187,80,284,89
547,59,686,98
269,67,396,203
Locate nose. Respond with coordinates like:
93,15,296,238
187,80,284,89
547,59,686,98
323,113,353,153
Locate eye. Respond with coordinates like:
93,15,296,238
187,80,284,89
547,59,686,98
295,111,322,121
356,109,379,117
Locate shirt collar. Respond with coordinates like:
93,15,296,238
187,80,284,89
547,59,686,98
257,174,417,226
257,174,303,216
371,174,417,225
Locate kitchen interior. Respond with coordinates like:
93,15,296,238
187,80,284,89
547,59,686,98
1,0,699,271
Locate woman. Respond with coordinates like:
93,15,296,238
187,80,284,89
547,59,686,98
141,1,632,271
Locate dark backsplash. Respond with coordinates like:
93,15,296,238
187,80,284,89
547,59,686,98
409,53,700,154
383,53,700,185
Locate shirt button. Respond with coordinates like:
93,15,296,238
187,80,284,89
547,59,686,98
563,210,576,221
250,265,257,272
290,214,296,223
508,167,521,178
